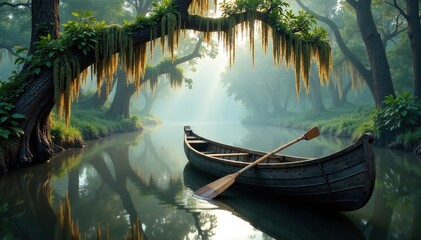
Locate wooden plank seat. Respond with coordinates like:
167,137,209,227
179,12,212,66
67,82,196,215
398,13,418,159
208,152,250,157
187,140,208,144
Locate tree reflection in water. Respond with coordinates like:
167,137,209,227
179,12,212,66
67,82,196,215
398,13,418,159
53,131,217,239
348,148,421,240
2,125,421,240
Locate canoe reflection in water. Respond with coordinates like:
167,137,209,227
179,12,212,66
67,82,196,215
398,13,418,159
183,163,365,240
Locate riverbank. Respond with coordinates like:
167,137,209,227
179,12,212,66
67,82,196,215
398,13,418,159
242,105,421,154
51,106,145,148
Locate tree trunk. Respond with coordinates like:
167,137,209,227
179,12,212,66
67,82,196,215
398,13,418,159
309,69,325,113
348,0,395,107
29,0,59,53
328,78,351,107
85,79,116,109
106,69,136,118
405,0,421,98
7,0,60,170
140,88,155,115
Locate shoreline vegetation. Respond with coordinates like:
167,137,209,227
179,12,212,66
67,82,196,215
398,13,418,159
50,104,148,149
53,102,421,155
242,104,421,154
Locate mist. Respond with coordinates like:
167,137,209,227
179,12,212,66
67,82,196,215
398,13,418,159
142,51,248,123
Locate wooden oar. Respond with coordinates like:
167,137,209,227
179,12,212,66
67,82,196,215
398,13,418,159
193,127,320,200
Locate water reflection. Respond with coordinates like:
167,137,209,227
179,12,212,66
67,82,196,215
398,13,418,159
183,163,365,240
347,148,421,240
1,123,421,240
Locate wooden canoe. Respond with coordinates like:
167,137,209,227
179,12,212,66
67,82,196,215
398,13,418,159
183,126,376,211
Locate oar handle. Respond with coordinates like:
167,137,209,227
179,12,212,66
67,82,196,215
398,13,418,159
237,137,303,175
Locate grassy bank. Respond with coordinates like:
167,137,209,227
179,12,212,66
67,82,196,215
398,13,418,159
51,106,143,148
244,105,373,138
243,104,421,154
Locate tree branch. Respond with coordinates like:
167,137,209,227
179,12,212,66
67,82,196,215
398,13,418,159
0,0,31,9
385,0,408,20
295,0,372,81
0,41,20,58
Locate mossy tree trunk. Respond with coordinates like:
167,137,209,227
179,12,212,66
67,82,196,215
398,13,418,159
10,0,60,169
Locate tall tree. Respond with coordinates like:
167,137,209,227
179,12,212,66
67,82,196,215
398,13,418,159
347,0,396,106
1,0,332,171
388,0,421,98
295,0,396,107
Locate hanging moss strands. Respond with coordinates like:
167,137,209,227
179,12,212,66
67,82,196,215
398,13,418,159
159,12,181,61
168,67,184,88
53,54,83,124
189,0,216,15
301,42,311,91
125,43,148,91
346,60,365,92
50,0,333,125
291,38,301,95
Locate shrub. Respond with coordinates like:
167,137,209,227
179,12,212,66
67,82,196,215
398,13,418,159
377,92,421,133
0,102,25,162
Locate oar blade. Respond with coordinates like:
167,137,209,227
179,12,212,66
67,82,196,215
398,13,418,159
193,173,238,200
303,127,320,140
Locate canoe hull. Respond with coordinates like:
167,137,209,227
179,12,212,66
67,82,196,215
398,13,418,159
183,126,376,211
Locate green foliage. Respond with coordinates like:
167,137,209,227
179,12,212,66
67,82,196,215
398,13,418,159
13,10,103,76
393,129,421,154
62,10,103,55
70,107,142,140
382,169,414,208
352,109,377,138
0,102,25,139
220,0,289,16
0,200,25,238
0,102,25,160
150,0,177,19
50,114,84,148
125,0,176,31
377,92,421,132
219,0,328,41
255,105,374,137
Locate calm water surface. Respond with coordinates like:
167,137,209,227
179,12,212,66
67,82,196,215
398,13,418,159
1,123,421,239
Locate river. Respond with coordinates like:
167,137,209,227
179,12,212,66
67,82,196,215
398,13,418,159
1,123,420,239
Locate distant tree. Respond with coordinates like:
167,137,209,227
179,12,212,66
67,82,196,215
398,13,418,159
0,1,31,57
221,44,298,117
